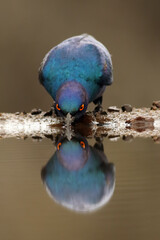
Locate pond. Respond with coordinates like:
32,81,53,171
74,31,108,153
0,134,160,240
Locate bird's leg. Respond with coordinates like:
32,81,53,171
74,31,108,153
93,96,103,114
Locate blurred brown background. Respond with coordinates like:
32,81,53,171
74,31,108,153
0,2,160,239
0,0,159,112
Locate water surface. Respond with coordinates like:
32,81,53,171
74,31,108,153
0,137,160,240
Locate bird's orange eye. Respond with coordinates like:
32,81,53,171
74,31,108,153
56,103,61,111
80,141,85,149
57,142,62,150
79,104,84,111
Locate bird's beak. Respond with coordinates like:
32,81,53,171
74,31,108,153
66,113,72,126
66,112,71,120
65,113,73,141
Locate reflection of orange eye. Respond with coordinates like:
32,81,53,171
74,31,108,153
79,104,84,111
80,141,85,149
56,103,61,111
57,142,62,150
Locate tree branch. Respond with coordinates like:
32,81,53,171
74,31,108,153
0,102,160,142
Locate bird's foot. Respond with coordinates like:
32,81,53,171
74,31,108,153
93,105,107,116
93,104,102,114
43,106,55,117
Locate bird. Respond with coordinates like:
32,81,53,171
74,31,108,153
41,135,115,212
39,34,113,119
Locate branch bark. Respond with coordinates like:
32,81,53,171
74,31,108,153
0,104,160,142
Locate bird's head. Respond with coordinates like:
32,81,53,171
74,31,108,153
55,81,88,119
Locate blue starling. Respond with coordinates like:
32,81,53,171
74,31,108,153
39,34,113,118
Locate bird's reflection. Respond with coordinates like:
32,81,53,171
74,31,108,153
41,135,115,213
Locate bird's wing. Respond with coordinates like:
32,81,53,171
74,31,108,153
77,34,113,86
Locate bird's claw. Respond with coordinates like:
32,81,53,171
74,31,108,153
43,106,55,117
93,105,103,115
